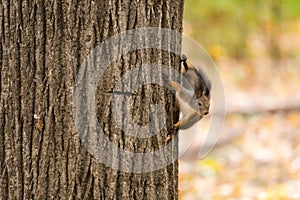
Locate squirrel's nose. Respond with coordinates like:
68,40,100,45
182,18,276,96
204,111,209,115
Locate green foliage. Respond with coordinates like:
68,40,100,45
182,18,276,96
184,0,300,59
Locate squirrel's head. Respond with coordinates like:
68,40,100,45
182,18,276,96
196,92,210,116
191,69,211,116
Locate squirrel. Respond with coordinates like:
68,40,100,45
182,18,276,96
168,54,211,130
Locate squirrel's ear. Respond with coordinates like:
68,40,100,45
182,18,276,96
203,88,210,97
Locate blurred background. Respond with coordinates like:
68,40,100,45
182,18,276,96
179,0,300,199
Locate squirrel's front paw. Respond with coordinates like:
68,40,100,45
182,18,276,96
173,122,180,130
180,54,187,62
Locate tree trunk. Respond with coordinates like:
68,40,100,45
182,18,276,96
0,0,184,199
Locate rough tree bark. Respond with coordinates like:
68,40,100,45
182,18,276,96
0,0,184,199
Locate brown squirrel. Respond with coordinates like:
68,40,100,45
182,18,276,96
169,54,211,130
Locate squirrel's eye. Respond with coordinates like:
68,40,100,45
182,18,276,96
198,102,203,106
